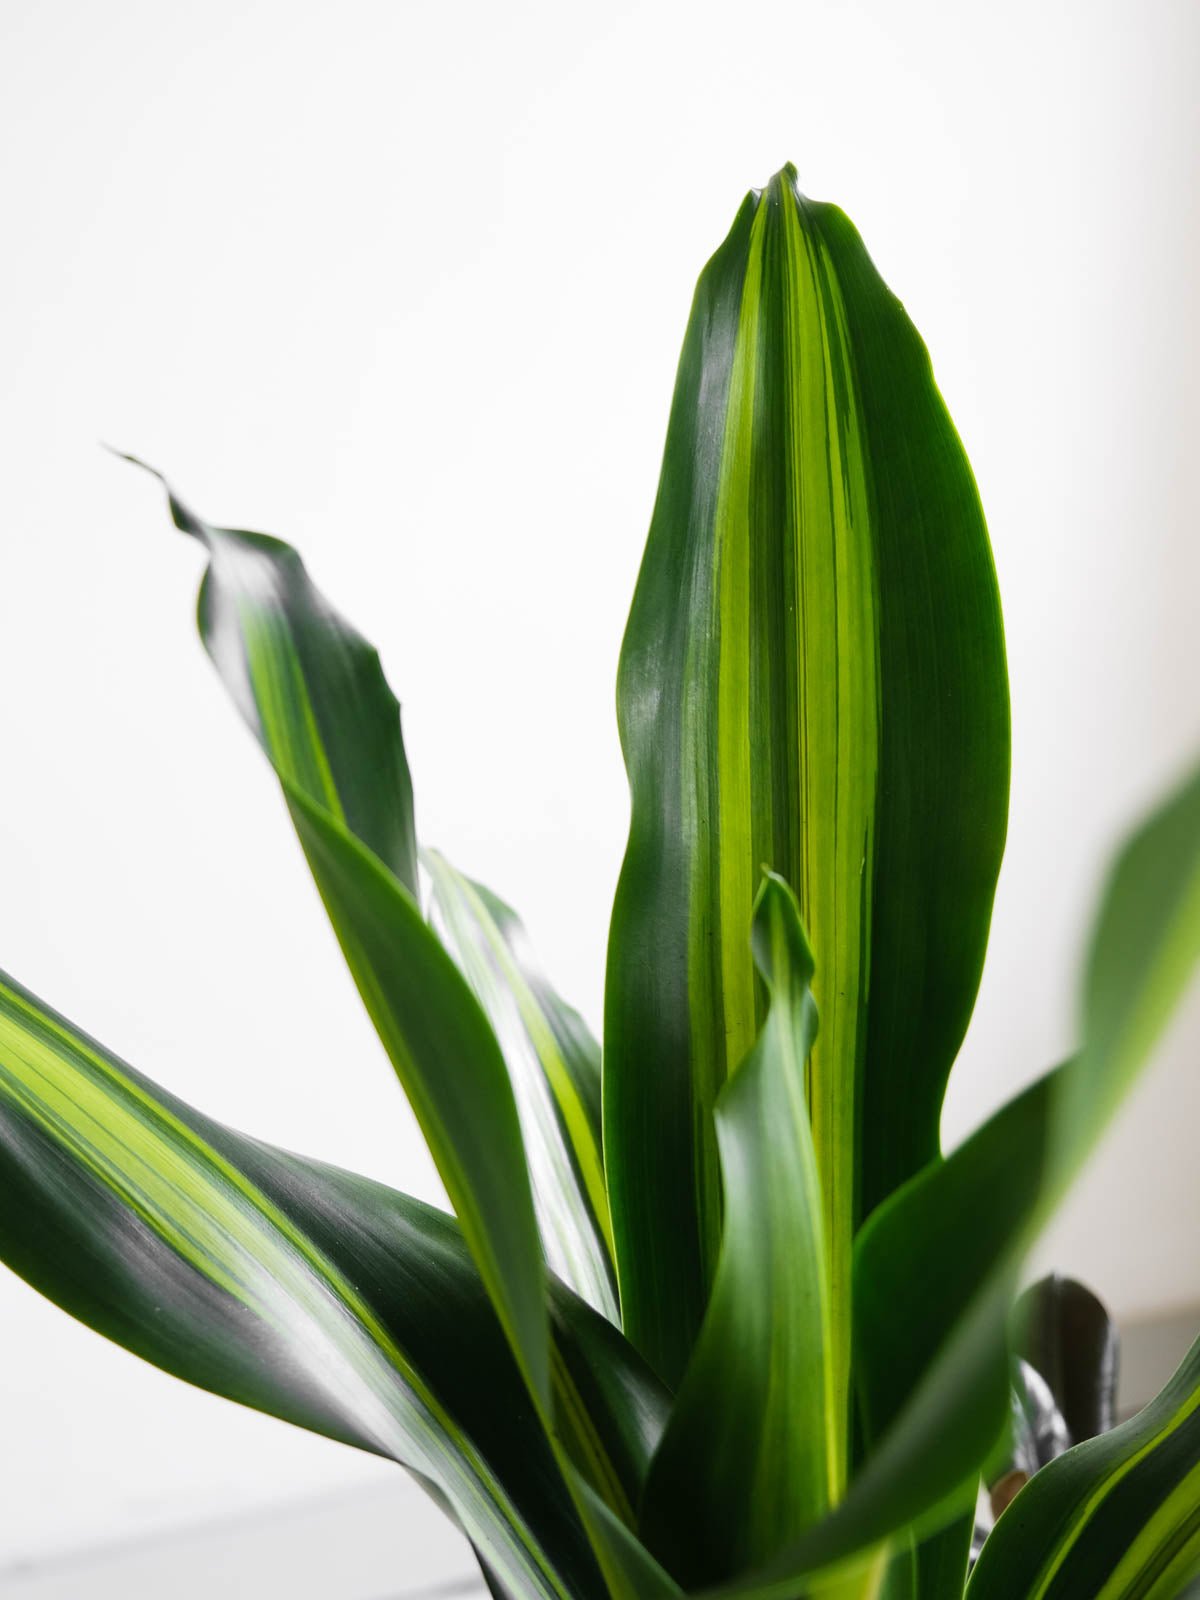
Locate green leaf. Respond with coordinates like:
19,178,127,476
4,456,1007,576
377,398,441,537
288,790,549,1404
913,1516,974,1599
123,461,550,1412
113,452,419,896
640,873,833,1584
968,1333,1200,1599
547,1280,672,1525
569,1475,686,1600
701,755,1200,1599
1014,1274,1119,1447
0,971,607,1600
425,849,617,1320
603,164,1009,1405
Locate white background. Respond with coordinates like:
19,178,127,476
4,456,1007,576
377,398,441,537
0,0,1197,1577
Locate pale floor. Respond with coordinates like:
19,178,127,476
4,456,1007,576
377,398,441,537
1,1307,1194,1600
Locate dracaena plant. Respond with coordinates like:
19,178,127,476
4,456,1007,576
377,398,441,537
2,165,1199,1600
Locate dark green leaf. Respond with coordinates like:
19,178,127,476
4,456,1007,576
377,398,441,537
115,452,419,895
969,1333,1200,1599
123,461,550,1412
703,756,1200,1598
0,971,601,1599
1014,1275,1119,1447
604,166,1009,1411
426,849,617,1320
641,874,833,1584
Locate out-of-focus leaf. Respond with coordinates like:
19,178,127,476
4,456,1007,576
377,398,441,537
700,757,1200,1599
570,1476,685,1600
123,462,549,1411
969,1333,1200,1599
993,1359,1071,1484
604,166,1009,1426
641,874,832,1585
1014,1274,1119,1447
914,1516,974,1599
0,972,607,1600
425,850,616,1320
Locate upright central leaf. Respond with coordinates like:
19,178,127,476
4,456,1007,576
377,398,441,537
604,166,1009,1411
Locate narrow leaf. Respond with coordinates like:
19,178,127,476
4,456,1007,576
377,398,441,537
425,849,617,1320
641,873,833,1584
968,1333,1200,1599
288,788,549,1404
1014,1274,1119,1447
547,1282,672,1526
0,972,598,1600
604,165,1009,1403
122,461,550,1411
703,756,1200,1598
115,452,419,895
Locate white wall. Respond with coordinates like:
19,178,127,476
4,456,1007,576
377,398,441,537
0,0,1196,1573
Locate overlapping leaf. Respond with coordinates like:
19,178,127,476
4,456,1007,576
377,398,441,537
969,1333,1200,1598
698,756,1200,1599
123,459,548,1408
426,849,617,1320
0,971,603,1598
604,165,1009,1412
641,875,833,1584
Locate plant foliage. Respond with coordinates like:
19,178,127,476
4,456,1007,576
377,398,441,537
2,166,1199,1598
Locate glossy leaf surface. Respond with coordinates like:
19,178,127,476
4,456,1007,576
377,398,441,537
0,972,606,1599
426,849,616,1320
604,164,1009,1398
115,453,419,895
705,756,1200,1599
969,1333,1200,1599
641,874,833,1583
127,462,549,1410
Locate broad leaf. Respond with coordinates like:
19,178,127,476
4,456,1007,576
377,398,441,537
425,849,617,1320
123,460,549,1409
969,1333,1200,1599
604,164,1009,1405
703,756,1200,1598
0,971,607,1599
641,874,833,1584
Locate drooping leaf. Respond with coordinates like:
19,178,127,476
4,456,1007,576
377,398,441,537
122,460,549,1411
604,164,1009,1408
1013,1274,1119,1447
968,1333,1200,1599
0,971,604,1599
113,452,419,896
425,849,617,1320
641,874,833,1584
702,756,1200,1599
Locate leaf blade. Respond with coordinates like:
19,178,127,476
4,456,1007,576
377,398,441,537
124,461,550,1412
702,755,1200,1598
968,1334,1200,1599
604,167,1009,1401
425,849,617,1320
0,971,593,1599
640,873,834,1584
